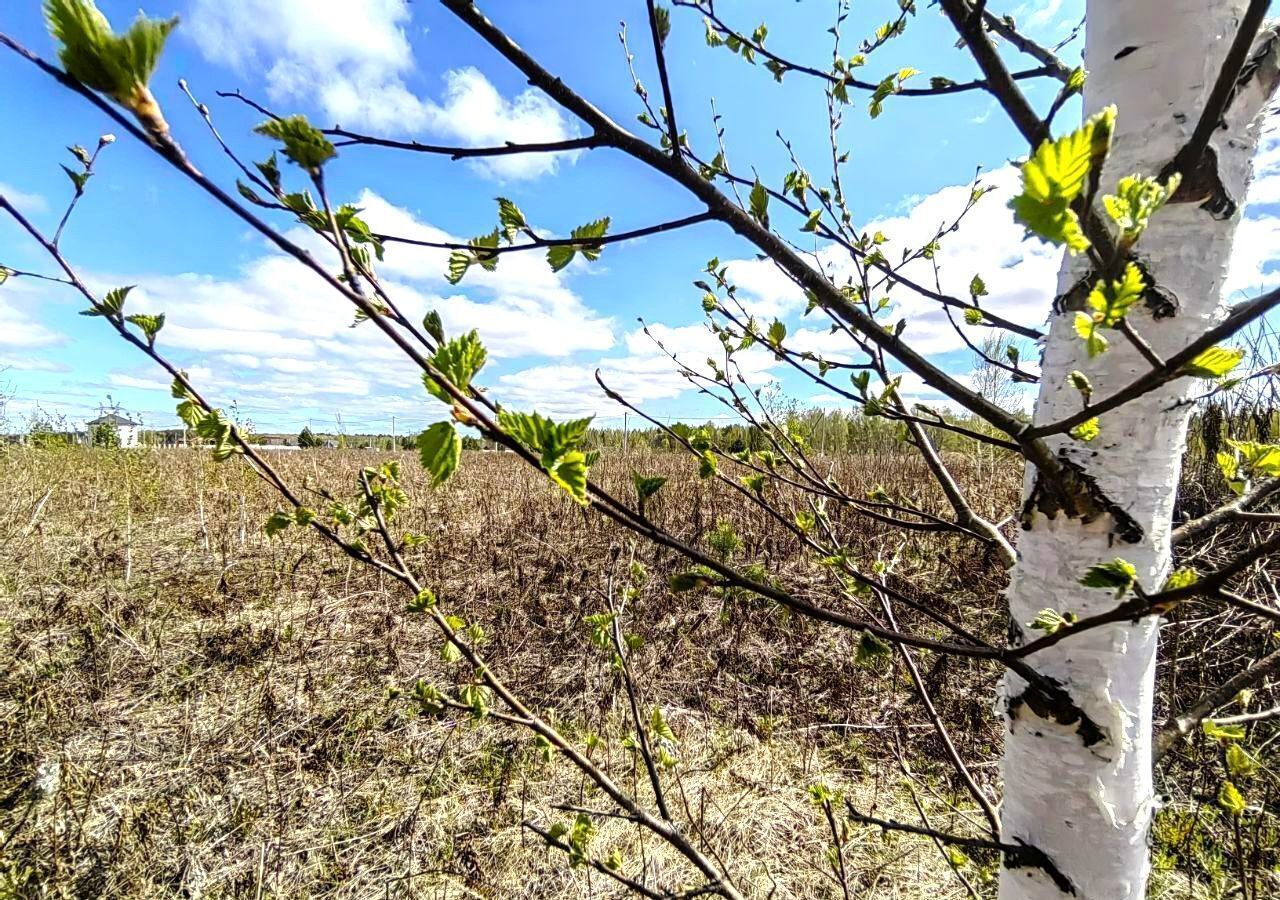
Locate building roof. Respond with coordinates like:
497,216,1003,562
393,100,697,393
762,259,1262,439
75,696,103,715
87,413,140,427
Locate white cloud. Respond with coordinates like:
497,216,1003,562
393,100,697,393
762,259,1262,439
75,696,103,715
186,0,579,180
0,284,63,351
1226,132,1280,299
493,321,780,418
64,190,613,420
0,182,48,215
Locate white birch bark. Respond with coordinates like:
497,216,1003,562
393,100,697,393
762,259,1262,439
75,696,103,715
1000,3,1279,898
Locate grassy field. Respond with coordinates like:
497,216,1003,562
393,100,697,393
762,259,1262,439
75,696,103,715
0,446,1273,898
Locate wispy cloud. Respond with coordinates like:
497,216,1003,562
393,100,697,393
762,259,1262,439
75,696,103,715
186,0,580,180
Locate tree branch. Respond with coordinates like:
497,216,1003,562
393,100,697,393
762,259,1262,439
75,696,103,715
1155,645,1280,760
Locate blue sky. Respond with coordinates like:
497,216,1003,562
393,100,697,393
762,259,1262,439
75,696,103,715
0,0,1276,435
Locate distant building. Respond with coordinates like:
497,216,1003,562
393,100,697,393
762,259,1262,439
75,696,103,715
85,412,141,448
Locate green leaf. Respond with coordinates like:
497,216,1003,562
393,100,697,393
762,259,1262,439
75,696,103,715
45,0,178,109
1218,781,1246,817
570,217,610,261
649,707,678,743
416,421,461,487
1079,557,1138,597
253,115,335,172
1069,417,1100,442
546,244,576,272
963,307,984,326
1009,105,1115,253
1163,567,1199,591
766,319,787,349
855,632,892,665
125,312,164,345
1204,719,1247,743
422,310,445,345
496,196,526,242
669,571,715,592
1073,311,1109,357
697,450,716,479
62,164,91,193
1085,262,1145,326
406,588,437,613
446,250,472,285
264,510,293,538
968,274,988,298
497,409,591,467
1103,172,1180,247
422,330,487,404
632,473,667,502
1226,744,1259,778
1029,608,1077,635
749,179,770,228
1180,346,1244,379
547,449,589,505
652,4,671,45
1066,66,1087,96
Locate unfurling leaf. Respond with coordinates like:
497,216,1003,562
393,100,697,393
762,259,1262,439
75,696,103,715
749,179,770,228
1079,557,1138,597
125,312,164,345
45,0,177,127
1068,370,1093,403
1029,608,1077,635
264,510,293,538
496,196,526,242
1218,781,1246,817
1163,567,1199,591
254,115,336,172
1009,105,1116,253
1180,346,1244,379
417,421,461,487
423,330,487,404
1103,172,1180,248
1069,417,1100,442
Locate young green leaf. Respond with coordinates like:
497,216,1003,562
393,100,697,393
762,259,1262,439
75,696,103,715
416,421,461,487
253,115,336,172
1069,417,1100,442
496,196,526,242
749,179,770,228
1079,557,1138,597
855,631,892,665
632,473,667,503
125,312,164,345
1009,105,1116,253
422,330,487,403
45,0,178,128
1180,345,1244,379
264,510,293,538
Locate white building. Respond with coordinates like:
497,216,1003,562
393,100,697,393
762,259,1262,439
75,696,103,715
85,412,141,448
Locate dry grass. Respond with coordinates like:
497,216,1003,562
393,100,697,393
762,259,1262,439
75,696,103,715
0,444,1274,898
0,447,1014,899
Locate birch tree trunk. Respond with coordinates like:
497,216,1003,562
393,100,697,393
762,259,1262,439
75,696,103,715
1000,3,1279,898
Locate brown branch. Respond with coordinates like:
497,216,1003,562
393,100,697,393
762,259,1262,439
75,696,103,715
1155,646,1280,760
376,211,714,255
1173,477,1280,546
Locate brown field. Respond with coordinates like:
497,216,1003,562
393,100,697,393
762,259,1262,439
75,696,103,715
0,446,1273,898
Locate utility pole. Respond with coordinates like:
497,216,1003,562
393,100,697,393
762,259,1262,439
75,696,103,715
391,414,397,449
622,411,629,454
